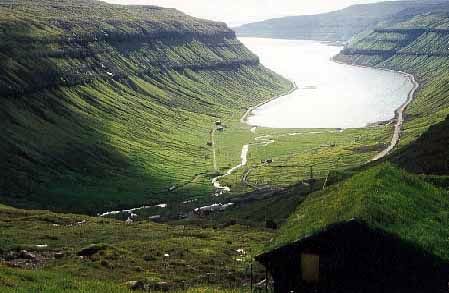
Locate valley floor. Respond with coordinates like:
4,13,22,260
4,1,449,292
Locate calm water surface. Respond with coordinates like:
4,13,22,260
240,37,414,128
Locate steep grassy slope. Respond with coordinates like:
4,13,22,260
269,163,449,261
235,0,449,41
0,0,291,213
335,8,449,156
390,114,449,174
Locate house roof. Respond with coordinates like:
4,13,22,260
261,163,449,262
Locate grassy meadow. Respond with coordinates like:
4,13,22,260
213,119,393,194
0,204,271,292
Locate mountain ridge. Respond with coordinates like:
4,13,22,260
0,0,291,213
234,0,449,41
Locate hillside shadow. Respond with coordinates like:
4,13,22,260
0,85,211,215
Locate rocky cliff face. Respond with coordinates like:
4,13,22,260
0,0,259,97
0,0,291,213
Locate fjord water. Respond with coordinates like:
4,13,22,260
240,38,414,128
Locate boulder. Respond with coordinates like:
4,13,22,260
125,280,145,291
19,250,36,260
153,282,170,292
77,244,106,257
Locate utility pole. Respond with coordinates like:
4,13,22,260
323,171,330,190
250,263,253,292
265,268,268,293
309,165,314,193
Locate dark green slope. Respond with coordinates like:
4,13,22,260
0,0,291,213
235,0,449,41
390,115,449,174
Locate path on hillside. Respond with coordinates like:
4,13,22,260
211,128,218,171
371,72,419,161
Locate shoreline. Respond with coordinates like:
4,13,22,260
240,80,298,125
372,70,419,161
241,38,419,161
333,60,419,161
249,57,419,161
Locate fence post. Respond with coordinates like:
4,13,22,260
250,263,253,292
265,267,268,293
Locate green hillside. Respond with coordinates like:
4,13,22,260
390,114,449,174
269,163,449,262
0,0,291,213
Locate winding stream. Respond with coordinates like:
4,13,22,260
210,129,346,196
212,144,249,196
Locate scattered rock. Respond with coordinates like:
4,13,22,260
154,282,170,292
54,252,65,259
77,244,105,257
125,280,171,291
100,259,113,269
1,250,53,268
126,280,145,291
143,255,155,262
19,250,36,260
125,281,138,289
236,248,246,256
4,251,16,261
134,266,144,272
255,279,267,289
148,215,161,221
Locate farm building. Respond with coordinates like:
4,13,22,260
256,164,449,293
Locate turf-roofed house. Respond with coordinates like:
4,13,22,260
256,164,449,293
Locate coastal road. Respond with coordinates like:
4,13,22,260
371,72,419,161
